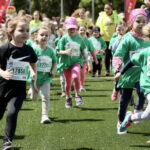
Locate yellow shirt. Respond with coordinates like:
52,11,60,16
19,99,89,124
96,11,122,42
29,20,42,29
77,17,93,27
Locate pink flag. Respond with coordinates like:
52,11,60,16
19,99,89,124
125,0,136,22
0,0,11,22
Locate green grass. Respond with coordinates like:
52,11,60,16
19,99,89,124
0,74,150,150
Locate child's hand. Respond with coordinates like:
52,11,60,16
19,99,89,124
50,71,55,78
98,50,103,54
31,74,38,93
114,64,122,73
1,69,13,80
95,60,99,65
115,72,121,81
32,79,39,93
65,48,72,55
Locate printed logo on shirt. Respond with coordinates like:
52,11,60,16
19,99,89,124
6,56,30,81
65,41,80,56
84,47,89,57
147,56,150,76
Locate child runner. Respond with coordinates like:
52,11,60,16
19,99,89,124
29,10,41,29
28,25,57,123
109,21,126,101
0,16,37,150
115,23,150,143
89,26,107,77
55,28,66,97
78,25,98,91
112,8,150,134
57,17,86,108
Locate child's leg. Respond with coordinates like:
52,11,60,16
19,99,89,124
63,68,72,98
92,61,97,77
3,94,25,143
134,82,145,111
60,72,66,96
118,88,133,123
40,82,50,119
87,56,92,73
71,64,81,95
131,93,150,121
80,62,86,87
30,83,40,100
97,58,102,76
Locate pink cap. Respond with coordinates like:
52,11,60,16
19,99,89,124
129,8,147,25
64,17,78,29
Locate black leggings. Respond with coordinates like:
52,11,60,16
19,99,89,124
0,94,24,142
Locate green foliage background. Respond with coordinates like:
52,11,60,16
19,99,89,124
11,0,144,20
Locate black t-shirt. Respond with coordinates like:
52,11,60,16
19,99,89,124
0,42,37,98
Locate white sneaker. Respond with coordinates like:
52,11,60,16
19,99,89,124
40,115,51,124
80,86,86,92
117,122,127,135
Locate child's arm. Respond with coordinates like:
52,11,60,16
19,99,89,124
29,63,38,92
0,68,13,80
91,51,98,64
57,48,72,55
97,47,106,54
50,62,57,78
115,60,134,81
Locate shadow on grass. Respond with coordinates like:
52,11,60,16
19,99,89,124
20,108,34,111
130,145,150,148
0,135,25,140
14,147,22,150
86,89,112,92
52,118,104,124
128,131,150,136
82,94,109,97
63,148,95,150
75,107,118,111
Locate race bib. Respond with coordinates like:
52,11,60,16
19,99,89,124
93,41,101,54
6,56,29,81
147,56,150,76
65,41,80,57
37,56,52,72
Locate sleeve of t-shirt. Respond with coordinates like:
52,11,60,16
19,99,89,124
57,36,65,51
131,50,145,67
115,37,129,59
80,39,86,52
87,39,94,52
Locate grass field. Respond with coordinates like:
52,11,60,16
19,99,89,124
0,73,150,150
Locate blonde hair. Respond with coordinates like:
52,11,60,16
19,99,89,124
35,25,50,44
143,23,150,41
6,16,29,41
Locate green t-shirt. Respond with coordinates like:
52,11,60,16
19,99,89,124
57,34,86,70
82,38,94,63
26,39,35,47
131,48,150,96
89,36,107,59
29,45,57,85
115,32,150,88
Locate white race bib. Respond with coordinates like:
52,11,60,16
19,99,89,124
37,56,52,72
6,56,29,81
147,56,150,76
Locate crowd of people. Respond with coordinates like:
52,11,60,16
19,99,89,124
0,0,150,149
